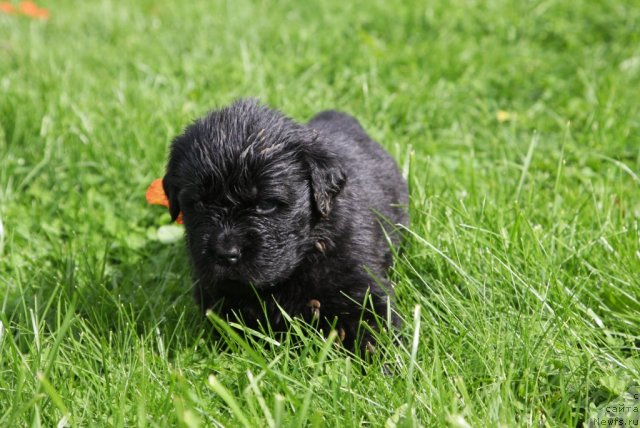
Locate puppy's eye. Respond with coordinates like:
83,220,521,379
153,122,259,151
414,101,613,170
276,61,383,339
256,200,278,214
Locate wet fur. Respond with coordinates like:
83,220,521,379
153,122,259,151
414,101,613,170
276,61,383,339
163,99,408,350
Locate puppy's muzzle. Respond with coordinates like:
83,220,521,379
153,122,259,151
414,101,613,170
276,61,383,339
208,228,243,266
216,244,241,265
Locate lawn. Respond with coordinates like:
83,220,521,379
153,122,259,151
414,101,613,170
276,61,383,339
1,0,639,426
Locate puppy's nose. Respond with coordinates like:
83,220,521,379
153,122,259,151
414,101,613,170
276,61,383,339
217,245,241,265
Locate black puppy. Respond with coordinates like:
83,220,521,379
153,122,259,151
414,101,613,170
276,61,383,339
163,99,408,350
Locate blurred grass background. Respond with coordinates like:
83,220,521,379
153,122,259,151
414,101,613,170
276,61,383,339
1,0,639,426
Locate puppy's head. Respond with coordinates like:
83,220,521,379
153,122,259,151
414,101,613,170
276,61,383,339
163,99,345,292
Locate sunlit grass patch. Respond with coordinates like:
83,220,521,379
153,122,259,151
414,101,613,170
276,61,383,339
1,0,639,425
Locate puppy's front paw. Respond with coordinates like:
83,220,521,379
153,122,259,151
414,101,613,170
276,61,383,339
314,240,327,254
365,341,376,354
329,326,347,348
338,327,346,342
307,299,321,321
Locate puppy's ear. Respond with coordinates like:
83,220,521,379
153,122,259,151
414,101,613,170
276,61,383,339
303,134,346,217
162,174,181,222
163,134,188,222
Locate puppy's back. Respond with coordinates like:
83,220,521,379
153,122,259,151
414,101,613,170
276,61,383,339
309,110,370,142
308,110,409,241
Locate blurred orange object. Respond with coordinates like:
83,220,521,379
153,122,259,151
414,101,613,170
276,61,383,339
146,178,184,224
146,179,170,207
0,1,49,19
0,2,17,14
19,1,48,19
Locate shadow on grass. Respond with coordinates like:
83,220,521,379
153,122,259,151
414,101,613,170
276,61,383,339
2,238,210,354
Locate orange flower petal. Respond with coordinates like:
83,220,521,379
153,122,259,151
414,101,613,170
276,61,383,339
18,1,49,19
146,178,170,208
0,2,17,14
146,178,184,224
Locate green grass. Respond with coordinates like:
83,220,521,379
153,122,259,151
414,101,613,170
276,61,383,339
1,0,639,426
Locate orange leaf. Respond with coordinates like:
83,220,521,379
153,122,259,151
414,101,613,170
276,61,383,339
0,2,17,14
18,1,49,19
146,178,184,224
146,178,170,208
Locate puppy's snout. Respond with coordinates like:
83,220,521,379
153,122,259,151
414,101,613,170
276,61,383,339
217,244,241,265
210,229,242,265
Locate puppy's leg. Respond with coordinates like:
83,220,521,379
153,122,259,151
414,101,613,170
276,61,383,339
193,281,216,313
341,281,400,354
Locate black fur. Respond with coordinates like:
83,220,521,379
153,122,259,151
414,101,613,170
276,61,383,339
163,99,408,350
